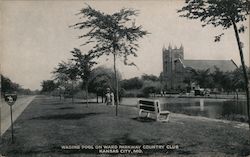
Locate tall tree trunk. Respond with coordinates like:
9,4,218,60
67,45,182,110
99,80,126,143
96,93,98,103
72,81,74,104
85,83,89,107
59,87,62,101
232,21,250,129
113,53,119,116
235,90,239,100
102,92,104,103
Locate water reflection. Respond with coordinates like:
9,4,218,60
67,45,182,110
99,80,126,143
200,99,204,111
120,97,248,123
163,99,247,122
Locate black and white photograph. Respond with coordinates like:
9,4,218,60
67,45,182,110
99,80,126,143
0,0,250,156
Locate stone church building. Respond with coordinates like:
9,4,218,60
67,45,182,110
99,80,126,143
162,44,237,90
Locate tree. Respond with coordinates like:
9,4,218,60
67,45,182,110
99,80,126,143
121,77,143,90
212,66,225,91
88,70,110,103
41,80,57,93
231,66,250,93
88,66,121,103
141,74,160,82
53,60,79,102
1,75,20,94
142,80,162,97
71,5,148,115
178,0,250,129
190,68,213,88
71,48,96,106
52,68,68,100
221,72,234,93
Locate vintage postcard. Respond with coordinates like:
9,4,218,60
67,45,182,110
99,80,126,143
0,0,250,156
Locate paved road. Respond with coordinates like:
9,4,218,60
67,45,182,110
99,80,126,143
0,95,36,135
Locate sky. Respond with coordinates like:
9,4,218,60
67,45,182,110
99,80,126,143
1,0,249,90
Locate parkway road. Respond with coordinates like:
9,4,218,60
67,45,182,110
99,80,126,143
0,95,36,136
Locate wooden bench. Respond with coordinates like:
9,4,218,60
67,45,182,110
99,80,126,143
137,99,170,122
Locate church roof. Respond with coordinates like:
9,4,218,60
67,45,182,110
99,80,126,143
182,59,237,72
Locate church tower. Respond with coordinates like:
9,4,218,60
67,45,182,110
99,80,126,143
162,43,184,89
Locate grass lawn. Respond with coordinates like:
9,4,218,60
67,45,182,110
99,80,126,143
1,95,250,157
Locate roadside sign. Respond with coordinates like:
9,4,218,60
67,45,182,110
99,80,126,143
4,93,17,143
4,94,17,106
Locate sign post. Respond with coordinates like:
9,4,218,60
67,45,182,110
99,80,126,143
4,93,17,143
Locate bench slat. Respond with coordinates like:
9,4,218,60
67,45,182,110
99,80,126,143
139,105,155,111
138,100,154,106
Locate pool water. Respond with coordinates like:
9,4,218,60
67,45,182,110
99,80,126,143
120,97,248,123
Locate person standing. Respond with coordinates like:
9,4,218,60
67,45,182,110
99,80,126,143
110,92,114,106
105,88,111,105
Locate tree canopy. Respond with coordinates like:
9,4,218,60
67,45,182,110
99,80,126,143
70,48,96,84
1,75,20,94
71,5,148,65
41,80,57,93
178,0,250,41
53,61,79,82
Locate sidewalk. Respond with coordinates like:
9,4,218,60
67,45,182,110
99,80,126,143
0,95,250,157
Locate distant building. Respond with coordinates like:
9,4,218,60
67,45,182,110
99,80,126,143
162,44,237,90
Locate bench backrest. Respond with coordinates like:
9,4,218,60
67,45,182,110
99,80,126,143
138,99,160,113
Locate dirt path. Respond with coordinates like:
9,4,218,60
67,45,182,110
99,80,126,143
1,95,36,135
